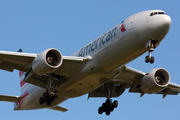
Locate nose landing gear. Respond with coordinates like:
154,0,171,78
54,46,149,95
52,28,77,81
145,40,158,64
145,48,155,64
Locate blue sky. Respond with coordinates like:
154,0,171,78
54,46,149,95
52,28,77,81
0,0,180,120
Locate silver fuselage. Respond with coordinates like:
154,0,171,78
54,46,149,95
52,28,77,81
15,10,171,110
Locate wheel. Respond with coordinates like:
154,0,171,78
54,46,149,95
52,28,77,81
47,100,52,106
51,96,55,102
105,110,111,116
145,56,150,63
113,100,118,108
98,107,103,114
39,97,44,104
150,56,155,64
102,103,106,108
43,93,48,101
102,103,107,112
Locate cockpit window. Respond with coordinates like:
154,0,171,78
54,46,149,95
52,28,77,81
158,12,166,14
150,12,166,16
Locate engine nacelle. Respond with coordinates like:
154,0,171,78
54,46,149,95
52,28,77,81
32,48,63,75
140,68,170,94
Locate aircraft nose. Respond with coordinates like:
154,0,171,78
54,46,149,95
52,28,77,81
150,15,171,32
147,14,171,40
158,15,171,30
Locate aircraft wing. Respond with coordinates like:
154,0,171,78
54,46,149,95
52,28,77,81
0,94,21,102
0,50,87,88
0,50,37,72
88,66,180,98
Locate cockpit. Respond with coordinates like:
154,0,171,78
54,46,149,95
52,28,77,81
150,12,166,16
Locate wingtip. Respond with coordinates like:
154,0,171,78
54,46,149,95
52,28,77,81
17,48,23,53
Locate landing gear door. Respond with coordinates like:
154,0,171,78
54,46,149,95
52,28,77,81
129,16,137,30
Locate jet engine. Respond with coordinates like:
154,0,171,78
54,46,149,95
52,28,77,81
32,48,63,75
140,68,170,94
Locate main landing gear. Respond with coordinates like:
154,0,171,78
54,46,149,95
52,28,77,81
39,75,59,106
98,99,118,115
145,40,158,64
39,89,59,106
98,84,118,116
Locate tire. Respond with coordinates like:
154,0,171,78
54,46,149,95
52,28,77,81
43,93,48,101
105,110,111,116
102,103,106,108
98,107,103,114
150,56,155,64
113,100,118,108
51,96,55,102
102,103,107,112
39,97,44,104
47,100,52,106
145,56,150,63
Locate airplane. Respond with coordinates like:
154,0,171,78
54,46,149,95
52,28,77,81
0,9,179,116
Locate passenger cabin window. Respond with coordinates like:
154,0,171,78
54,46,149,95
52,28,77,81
149,12,166,16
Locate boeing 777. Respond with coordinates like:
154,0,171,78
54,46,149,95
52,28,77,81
0,10,179,116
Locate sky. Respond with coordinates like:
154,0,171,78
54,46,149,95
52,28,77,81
0,0,180,120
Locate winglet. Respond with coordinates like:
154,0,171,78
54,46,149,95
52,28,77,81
17,48,23,53
48,106,68,112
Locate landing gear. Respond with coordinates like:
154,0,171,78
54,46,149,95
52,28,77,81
39,75,59,106
145,40,158,64
145,54,155,64
98,84,118,116
98,99,118,116
39,89,59,106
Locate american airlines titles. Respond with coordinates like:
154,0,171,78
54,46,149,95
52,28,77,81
78,27,117,57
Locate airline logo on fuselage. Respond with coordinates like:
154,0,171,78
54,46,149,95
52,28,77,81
120,20,126,32
78,27,117,57
78,21,126,57
121,23,126,32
